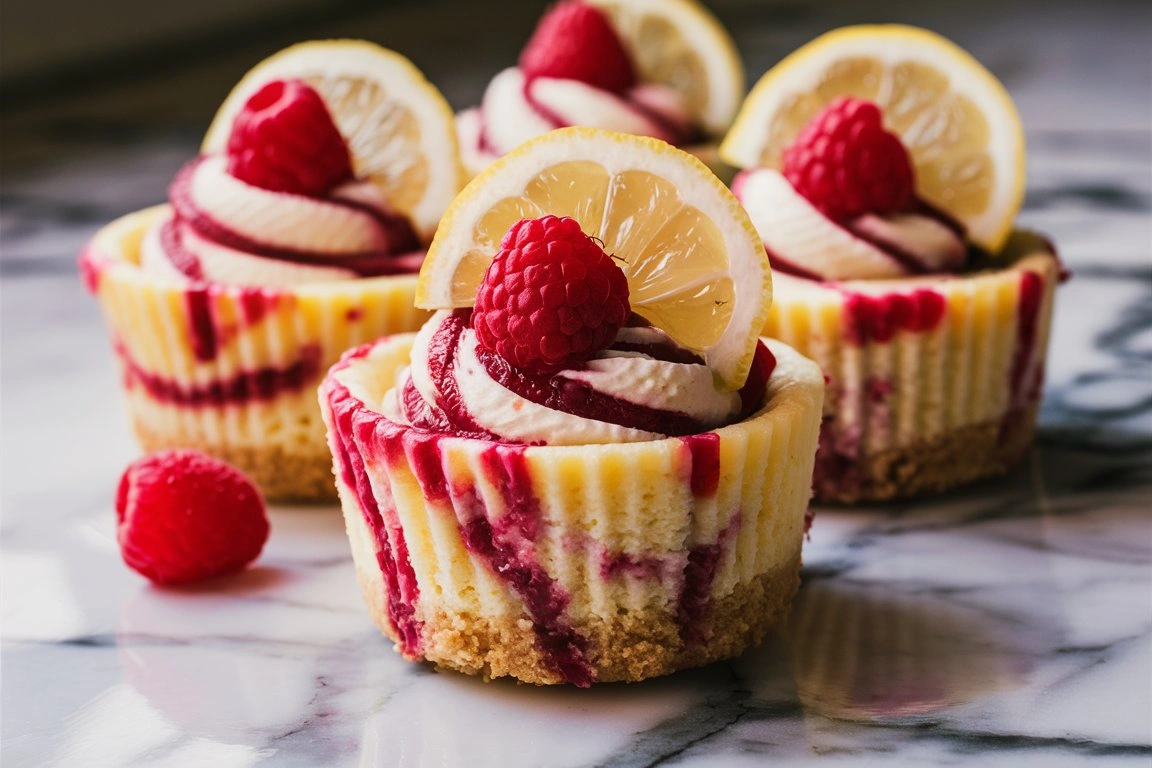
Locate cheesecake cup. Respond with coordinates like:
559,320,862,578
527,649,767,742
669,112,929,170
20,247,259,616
320,334,824,685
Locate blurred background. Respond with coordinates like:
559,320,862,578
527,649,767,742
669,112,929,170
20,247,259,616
2,0,1149,265
4,0,1150,143
1,0,1149,385
3,0,1149,200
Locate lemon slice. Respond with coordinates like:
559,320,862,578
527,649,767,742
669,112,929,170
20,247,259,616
589,0,743,137
203,39,464,243
720,25,1024,252
418,127,770,389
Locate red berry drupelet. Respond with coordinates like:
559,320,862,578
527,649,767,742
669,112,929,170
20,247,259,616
116,450,270,585
226,79,353,197
783,97,915,221
473,216,631,370
519,0,636,94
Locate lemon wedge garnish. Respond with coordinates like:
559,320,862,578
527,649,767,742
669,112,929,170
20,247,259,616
591,0,744,137
417,128,771,389
720,24,1025,252
203,39,464,243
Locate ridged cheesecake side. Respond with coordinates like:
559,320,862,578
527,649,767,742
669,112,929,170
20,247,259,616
763,231,1060,502
80,206,430,501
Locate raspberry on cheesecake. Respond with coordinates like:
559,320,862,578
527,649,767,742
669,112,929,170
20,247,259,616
226,80,353,197
783,97,914,221
473,216,631,369
518,1,637,94
455,0,741,178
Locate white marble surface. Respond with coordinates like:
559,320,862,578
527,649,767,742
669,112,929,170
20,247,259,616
3,1,1151,765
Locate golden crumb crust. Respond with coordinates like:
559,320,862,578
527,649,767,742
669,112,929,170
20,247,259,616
135,420,336,502
815,406,1038,504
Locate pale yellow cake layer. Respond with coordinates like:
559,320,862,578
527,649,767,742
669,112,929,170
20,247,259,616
764,231,1059,453
324,335,824,637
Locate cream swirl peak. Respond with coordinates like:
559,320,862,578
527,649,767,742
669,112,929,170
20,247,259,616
381,310,768,446
141,156,421,287
733,168,966,281
140,78,423,288
384,211,773,446
732,97,969,282
456,1,699,176
457,70,696,177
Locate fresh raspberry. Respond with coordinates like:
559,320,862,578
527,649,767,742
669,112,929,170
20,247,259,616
783,97,915,220
473,215,630,370
226,79,352,196
519,1,636,93
116,450,269,585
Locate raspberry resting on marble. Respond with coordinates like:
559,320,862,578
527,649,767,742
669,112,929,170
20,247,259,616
116,450,270,585
226,79,353,196
783,97,915,220
472,215,631,370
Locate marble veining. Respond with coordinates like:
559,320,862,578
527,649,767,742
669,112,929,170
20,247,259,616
2,0,1150,765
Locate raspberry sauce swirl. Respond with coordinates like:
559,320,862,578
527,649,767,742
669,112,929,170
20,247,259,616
381,310,771,446
732,168,968,282
140,155,423,288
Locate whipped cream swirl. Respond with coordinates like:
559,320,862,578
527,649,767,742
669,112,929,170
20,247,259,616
141,155,423,287
733,168,968,281
457,68,696,176
381,310,759,446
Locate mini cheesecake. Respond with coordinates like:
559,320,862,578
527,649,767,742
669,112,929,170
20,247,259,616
80,42,463,500
321,332,823,685
721,33,1062,502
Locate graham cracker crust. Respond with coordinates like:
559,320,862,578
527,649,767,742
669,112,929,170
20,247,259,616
359,555,801,686
814,406,1038,504
134,422,336,502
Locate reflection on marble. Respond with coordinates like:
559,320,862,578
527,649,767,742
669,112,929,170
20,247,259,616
2,0,1151,765
4,250,1150,768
